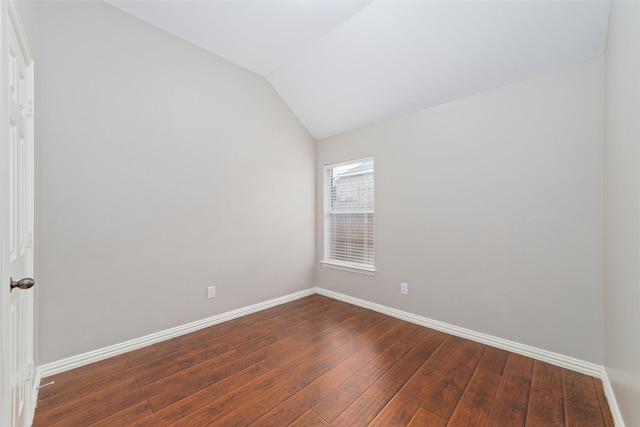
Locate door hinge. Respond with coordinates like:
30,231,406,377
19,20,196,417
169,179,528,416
27,230,34,248
27,361,34,380
27,99,34,117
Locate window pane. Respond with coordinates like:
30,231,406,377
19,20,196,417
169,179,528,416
329,213,374,265
325,158,374,268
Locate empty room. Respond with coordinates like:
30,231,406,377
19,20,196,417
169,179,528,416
1,0,638,426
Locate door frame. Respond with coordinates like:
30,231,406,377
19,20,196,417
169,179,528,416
0,2,35,426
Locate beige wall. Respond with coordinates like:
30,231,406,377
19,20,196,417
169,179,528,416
35,1,315,364
316,58,604,363
604,1,640,425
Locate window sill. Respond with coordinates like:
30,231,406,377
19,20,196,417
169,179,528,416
320,261,376,276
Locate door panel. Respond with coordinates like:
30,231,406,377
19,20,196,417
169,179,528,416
6,9,34,427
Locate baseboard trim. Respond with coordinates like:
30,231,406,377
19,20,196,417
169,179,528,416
315,287,603,378
316,287,626,426
36,286,625,426
39,288,315,378
600,367,626,427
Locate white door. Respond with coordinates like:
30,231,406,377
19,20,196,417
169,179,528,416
1,3,35,427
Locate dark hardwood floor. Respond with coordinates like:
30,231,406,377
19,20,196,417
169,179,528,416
33,294,614,426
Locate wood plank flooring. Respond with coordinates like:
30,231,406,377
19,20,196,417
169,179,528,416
33,294,614,426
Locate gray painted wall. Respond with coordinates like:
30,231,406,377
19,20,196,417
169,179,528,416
316,58,604,364
33,10,638,423
16,1,36,50
604,1,640,426
36,1,315,364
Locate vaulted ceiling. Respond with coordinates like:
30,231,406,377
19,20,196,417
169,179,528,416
106,0,610,140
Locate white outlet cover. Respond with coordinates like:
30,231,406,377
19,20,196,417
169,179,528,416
401,283,408,295
207,286,216,299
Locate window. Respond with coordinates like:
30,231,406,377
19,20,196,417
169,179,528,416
323,157,375,273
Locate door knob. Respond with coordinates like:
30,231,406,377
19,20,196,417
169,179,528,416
10,277,34,291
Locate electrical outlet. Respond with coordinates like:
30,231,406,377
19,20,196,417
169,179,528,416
207,286,216,299
400,283,408,295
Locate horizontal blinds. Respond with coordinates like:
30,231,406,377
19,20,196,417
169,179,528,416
327,158,374,268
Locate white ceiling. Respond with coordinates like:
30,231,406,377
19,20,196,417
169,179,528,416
107,0,610,140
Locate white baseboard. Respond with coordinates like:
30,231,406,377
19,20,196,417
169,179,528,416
35,286,625,427
316,287,626,426
600,367,626,427
38,288,315,379
315,287,602,376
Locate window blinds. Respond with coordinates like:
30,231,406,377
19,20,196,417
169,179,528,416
325,157,374,269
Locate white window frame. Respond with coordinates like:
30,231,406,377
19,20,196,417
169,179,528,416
322,156,375,275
